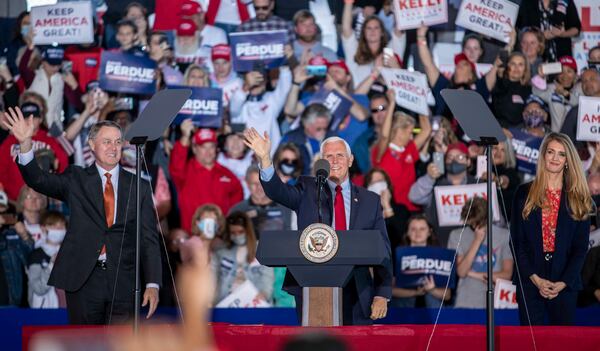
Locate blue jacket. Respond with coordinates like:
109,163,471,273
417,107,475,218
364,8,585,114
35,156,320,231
510,182,590,291
0,228,33,306
260,173,393,320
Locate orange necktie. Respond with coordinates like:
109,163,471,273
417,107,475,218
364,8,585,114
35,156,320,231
102,172,114,255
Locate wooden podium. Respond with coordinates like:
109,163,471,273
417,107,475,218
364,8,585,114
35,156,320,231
256,228,389,326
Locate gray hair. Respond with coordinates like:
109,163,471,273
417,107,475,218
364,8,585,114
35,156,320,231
320,136,352,158
301,103,331,126
245,164,261,181
88,120,123,142
501,139,517,169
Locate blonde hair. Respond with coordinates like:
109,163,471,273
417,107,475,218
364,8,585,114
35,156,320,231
183,64,210,87
522,132,592,221
392,111,416,130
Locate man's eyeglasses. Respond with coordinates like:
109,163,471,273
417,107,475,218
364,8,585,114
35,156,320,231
370,105,387,113
446,154,467,162
254,5,270,11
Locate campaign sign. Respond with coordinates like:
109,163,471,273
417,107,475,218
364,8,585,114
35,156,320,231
216,280,271,308
171,86,223,128
509,128,543,175
576,96,600,142
99,51,157,95
31,1,94,45
395,246,456,289
308,86,352,131
393,0,448,30
494,278,518,309
434,183,501,227
229,30,287,72
455,0,519,43
380,68,429,115
573,0,600,73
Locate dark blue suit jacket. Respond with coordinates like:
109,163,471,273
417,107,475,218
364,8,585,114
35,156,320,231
261,171,393,319
510,182,590,291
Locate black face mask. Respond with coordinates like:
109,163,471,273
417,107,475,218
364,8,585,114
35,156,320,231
278,160,298,176
446,161,467,175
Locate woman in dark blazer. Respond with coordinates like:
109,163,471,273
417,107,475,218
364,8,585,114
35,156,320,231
511,132,592,325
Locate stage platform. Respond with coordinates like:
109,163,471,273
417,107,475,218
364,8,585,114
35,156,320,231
4,307,600,351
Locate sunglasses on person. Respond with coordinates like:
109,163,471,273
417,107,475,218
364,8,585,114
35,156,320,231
254,5,270,11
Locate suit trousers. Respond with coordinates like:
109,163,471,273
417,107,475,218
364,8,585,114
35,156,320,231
516,257,578,326
65,263,133,325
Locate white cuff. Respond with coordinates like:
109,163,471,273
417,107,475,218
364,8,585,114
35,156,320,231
18,149,35,165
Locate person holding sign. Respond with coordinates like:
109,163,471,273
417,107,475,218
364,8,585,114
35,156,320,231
244,129,392,325
372,88,431,212
392,215,451,308
212,211,274,306
416,26,498,118
511,132,592,325
448,197,513,309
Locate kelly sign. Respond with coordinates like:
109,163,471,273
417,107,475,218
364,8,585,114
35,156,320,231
99,51,157,95
229,30,287,72
455,0,519,43
392,0,448,30
380,68,429,115
395,246,456,289
509,128,543,175
494,278,518,309
434,183,501,227
308,86,352,131
31,1,94,45
171,86,223,128
576,96,600,142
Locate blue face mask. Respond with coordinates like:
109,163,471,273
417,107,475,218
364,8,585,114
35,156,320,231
21,25,31,37
523,111,545,128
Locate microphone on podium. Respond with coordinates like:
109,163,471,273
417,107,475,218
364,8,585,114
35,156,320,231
314,159,330,224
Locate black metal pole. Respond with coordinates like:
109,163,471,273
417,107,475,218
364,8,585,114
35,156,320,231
133,142,143,334
486,144,494,351
317,178,324,224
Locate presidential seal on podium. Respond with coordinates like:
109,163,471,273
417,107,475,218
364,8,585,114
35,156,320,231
299,223,339,263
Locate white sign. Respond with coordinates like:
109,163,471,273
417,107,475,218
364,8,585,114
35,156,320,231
573,0,600,74
215,280,271,308
476,155,487,179
576,96,600,142
31,1,94,45
380,68,430,115
434,183,501,227
392,0,448,30
494,278,518,309
455,0,519,43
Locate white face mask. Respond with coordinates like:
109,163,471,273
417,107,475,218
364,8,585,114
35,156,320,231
231,234,247,246
367,181,387,196
41,242,59,257
197,218,217,239
47,229,66,244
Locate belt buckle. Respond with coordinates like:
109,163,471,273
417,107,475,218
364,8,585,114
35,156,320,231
544,253,553,261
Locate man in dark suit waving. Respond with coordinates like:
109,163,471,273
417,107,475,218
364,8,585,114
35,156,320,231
3,107,161,324
244,128,392,325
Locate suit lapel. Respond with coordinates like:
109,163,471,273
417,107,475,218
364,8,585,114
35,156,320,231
349,184,360,229
85,165,107,228
322,183,333,226
532,207,543,255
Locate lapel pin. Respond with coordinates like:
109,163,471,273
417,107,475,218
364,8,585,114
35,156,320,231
354,198,358,202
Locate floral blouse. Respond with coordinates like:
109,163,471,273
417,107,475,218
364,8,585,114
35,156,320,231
541,188,561,253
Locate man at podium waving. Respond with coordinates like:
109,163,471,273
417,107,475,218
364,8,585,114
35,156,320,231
244,128,392,325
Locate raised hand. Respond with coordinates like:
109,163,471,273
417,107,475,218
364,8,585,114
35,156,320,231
2,107,35,153
243,127,271,168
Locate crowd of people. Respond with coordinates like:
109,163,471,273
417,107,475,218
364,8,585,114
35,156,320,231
0,0,600,318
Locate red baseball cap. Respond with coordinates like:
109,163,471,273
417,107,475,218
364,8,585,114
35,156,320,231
326,60,350,75
559,55,577,72
179,0,203,16
211,44,231,62
176,19,197,37
454,53,476,73
193,128,217,145
446,142,469,155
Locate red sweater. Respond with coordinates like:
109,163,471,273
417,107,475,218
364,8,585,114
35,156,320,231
169,141,243,231
0,130,69,200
